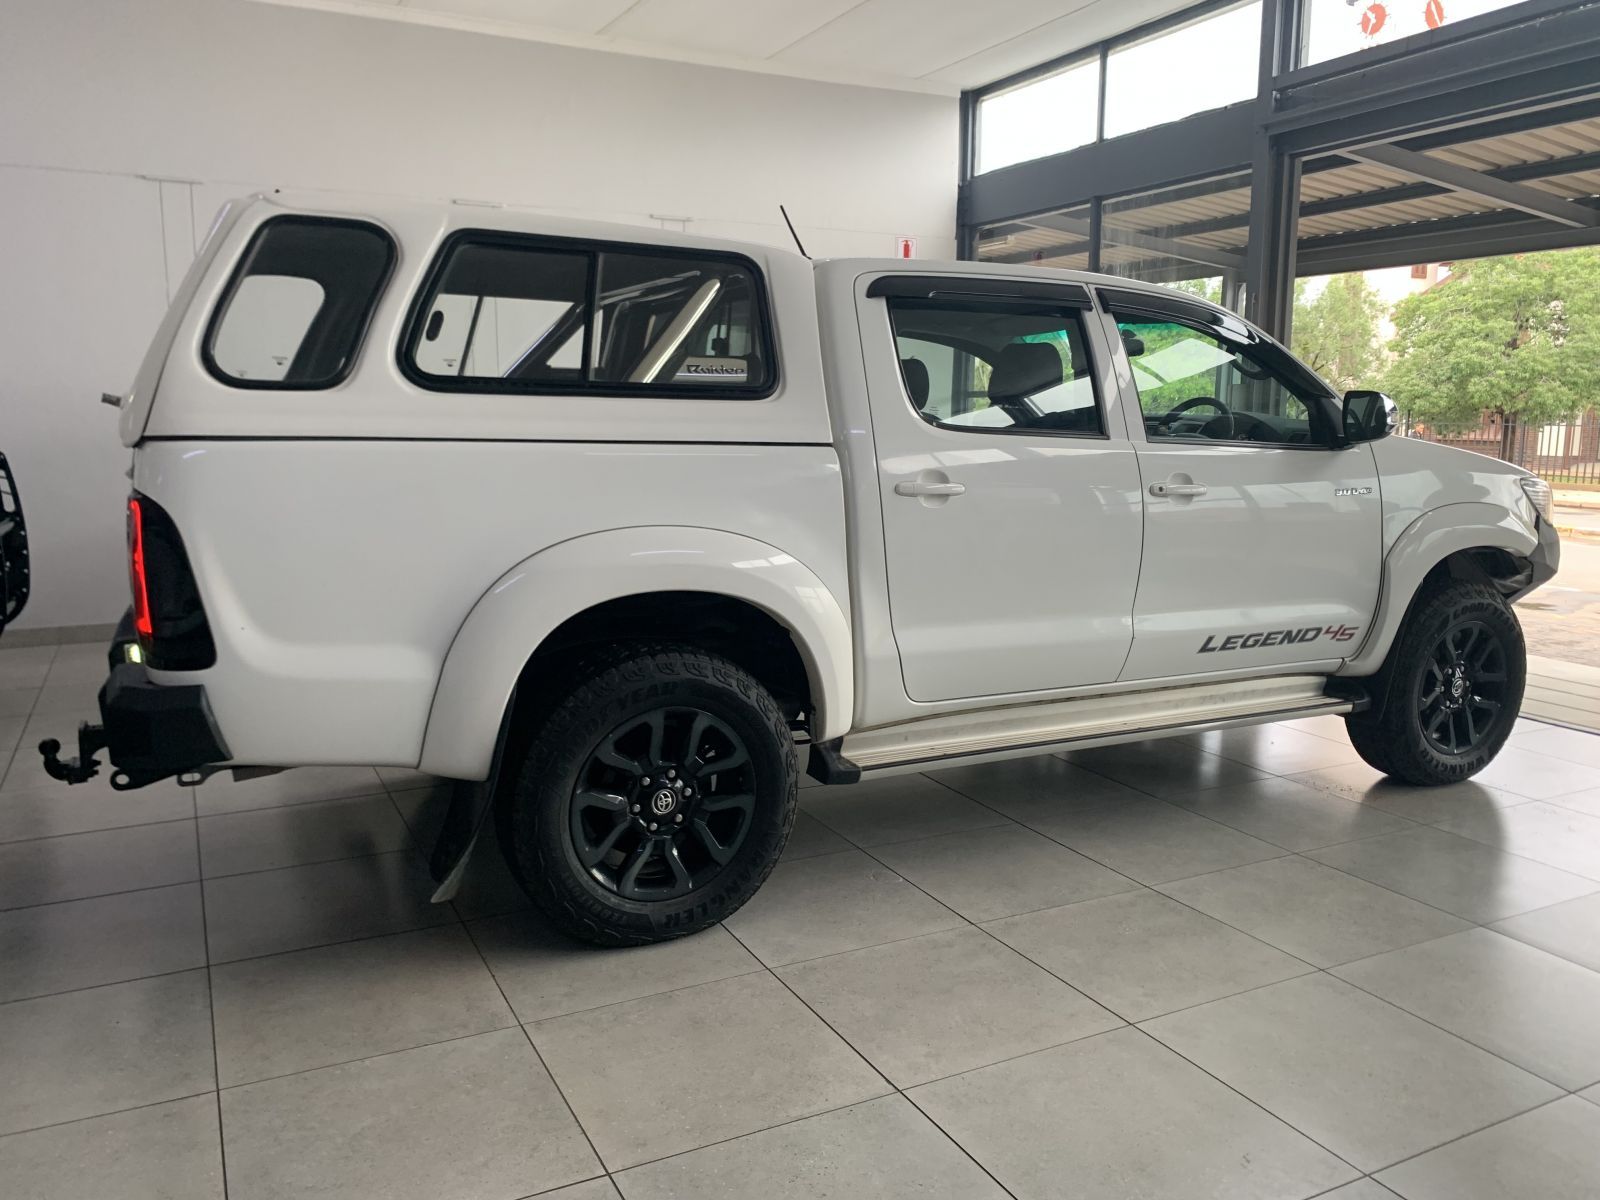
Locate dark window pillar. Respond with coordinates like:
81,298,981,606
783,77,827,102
1244,151,1299,338
1244,0,1300,339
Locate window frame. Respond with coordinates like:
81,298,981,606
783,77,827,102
202,215,398,392
398,229,780,401
1100,287,1342,449
880,281,1109,441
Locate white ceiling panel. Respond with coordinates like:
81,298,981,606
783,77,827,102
400,0,641,34
772,0,1081,78
253,0,1204,91
605,0,865,61
923,0,1180,88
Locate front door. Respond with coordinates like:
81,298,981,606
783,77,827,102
860,276,1145,703
1100,291,1382,681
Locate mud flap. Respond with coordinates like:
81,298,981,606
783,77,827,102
428,684,517,903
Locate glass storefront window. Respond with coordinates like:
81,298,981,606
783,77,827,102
975,58,1101,174
1301,0,1525,66
975,204,1094,271
1101,174,1252,307
1102,1,1262,139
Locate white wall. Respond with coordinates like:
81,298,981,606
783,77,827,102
0,0,957,630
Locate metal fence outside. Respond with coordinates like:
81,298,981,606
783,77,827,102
1397,411,1600,486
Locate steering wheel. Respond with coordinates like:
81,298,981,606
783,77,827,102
1159,396,1235,439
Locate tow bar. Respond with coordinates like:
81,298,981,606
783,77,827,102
34,659,233,791
39,724,109,785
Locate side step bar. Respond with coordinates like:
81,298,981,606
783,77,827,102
808,675,1363,783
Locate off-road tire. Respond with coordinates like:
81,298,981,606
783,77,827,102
1345,580,1524,785
498,643,797,946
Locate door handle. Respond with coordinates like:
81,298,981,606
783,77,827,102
895,481,966,498
1149,482,1207,497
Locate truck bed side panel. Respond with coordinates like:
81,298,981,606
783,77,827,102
134,439,847,766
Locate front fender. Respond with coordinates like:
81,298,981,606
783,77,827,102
1339,501,1537,677
418,527,853,780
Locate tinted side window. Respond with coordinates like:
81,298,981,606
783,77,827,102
404,236,774,396
205,217,395,388
886,299,1103,436
1114,315,1332,446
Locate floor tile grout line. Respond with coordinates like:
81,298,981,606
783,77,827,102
0,648,50,788
809,779,1340,998
837,772,1159,893
199,912,461,971
0,810,202,849
1,954,212,1009
0,1088,220,1143
1350,1090,1577,1183
919,759,1357,878
1162,846,1491,931
598,1091,931,1182
191,795,232,1200
838,822,1352,1043
201,843,429,886
511,1172,618,1200
718,920,1023,1200
507,962,771,1026
0,873,204,916
217,1020,524,1094
455,916,610,1176
1405,814,1600,884
0,842,431,916
1138,956,1583,1174
931,752,1568,933
1324,959,1594,1092
1123,1021,1368,1177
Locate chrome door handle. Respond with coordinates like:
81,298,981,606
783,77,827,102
1149,482,1207,497
895,481,966,498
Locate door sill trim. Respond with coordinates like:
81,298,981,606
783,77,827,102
823,675,1353,780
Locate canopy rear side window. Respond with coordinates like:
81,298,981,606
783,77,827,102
204,216,395,389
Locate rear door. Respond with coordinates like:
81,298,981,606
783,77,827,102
859,275,1144,702
1099,289,1382,681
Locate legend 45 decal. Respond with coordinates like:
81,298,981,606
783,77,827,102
1199,624,1359,653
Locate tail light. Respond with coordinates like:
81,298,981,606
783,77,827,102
126,494,215,670
127,498,153,639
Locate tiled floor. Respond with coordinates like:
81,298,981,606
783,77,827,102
4,643,1600,1198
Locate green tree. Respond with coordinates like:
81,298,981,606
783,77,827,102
1166,276,1223,305
1381,248,1600,423
1291,273,1385,393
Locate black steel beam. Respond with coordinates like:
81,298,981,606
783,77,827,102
1346,142,1600,227
960,103,1254,230
1244,0,1299,338
1271,4,1600,155
1298,207,1600,273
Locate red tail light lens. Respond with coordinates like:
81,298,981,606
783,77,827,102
124,493,214,669
127,497,153,639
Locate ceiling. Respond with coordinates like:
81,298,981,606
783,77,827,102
254,0,1194,94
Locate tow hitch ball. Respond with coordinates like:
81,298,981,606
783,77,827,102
38,724,108,785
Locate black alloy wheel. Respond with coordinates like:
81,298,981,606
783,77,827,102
1346,579,1525,786
1417,619,1509,756
571,706,756,901
498,644,797,946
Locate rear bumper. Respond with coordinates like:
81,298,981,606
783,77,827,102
39,615,229,789
96,661,231,788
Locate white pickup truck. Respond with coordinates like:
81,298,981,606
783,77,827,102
25,193,1558,945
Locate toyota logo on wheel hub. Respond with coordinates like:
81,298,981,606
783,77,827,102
650,789,677,815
